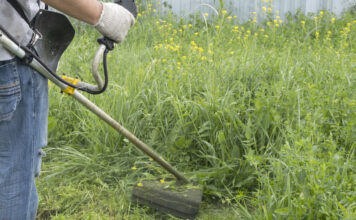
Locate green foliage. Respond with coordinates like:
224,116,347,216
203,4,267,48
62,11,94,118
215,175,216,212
37,6,355,219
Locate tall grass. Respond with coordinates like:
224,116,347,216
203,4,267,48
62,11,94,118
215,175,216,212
37,3,355,219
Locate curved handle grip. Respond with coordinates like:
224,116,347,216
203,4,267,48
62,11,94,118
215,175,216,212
87,0,138,93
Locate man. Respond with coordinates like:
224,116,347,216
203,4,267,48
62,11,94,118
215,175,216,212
0,0,135,219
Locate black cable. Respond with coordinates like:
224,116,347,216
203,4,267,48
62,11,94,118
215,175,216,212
0,24,109,95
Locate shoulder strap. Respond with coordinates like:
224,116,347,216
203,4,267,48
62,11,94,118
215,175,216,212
7,0,31,24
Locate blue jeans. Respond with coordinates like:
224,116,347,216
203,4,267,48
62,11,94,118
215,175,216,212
0,58,48,220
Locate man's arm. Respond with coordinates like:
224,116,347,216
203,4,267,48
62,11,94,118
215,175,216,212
42,0,102,25
41,0,135,43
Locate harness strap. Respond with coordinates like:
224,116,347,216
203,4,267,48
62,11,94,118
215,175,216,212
7,0,31,24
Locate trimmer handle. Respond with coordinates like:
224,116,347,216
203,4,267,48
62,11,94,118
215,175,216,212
84,0,138,94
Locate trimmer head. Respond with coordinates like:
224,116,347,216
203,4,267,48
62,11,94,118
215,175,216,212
132,179,203,219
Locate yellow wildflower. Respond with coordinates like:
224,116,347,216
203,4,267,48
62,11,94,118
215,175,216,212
137,183,143,187
160,179,165,183
227,16,232,20
201,56,207,60
262,7,267,12
301,20,305,25
194,32,199,36
204,13,209,17
182,56,187,60
216,25,220,29
331,18,336,24
131,166,137,170
222,10,227,15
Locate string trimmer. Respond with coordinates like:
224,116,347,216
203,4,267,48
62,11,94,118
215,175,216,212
0,0,202,219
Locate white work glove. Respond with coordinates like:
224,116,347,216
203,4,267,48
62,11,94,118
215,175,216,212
94,2,135,43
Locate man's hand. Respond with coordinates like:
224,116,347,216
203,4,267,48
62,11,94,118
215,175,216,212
94,3,135,43
42,0,135,43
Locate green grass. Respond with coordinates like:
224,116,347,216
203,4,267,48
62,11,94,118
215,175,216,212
37,5,355,220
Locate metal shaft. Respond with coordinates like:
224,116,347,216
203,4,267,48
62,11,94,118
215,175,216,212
72,91,189,183
0,31,189,184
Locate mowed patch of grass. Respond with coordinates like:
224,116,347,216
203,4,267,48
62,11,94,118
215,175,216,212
37,5,355,220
